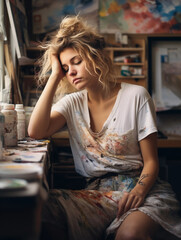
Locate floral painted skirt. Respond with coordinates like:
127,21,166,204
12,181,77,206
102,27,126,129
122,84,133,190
41,174,181,240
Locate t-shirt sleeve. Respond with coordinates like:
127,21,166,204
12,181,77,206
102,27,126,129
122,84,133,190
137,97,157,141
51,95,70,119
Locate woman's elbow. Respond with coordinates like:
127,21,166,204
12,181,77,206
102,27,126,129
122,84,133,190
27,126,44,140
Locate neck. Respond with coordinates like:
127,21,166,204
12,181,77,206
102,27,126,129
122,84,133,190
87,83,120,104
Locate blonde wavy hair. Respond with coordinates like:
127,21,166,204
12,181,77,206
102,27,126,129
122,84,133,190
36,15,117,99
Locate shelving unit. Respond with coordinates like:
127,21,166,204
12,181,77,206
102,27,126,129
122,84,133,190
19,46,44,106
105,37,147,88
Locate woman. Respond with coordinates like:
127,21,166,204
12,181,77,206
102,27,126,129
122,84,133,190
28,15,181,240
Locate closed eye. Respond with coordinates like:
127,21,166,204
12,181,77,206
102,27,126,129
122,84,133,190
61,56,82,73
74,60,82,65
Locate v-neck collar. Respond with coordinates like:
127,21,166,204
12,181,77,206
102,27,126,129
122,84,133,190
85,83,124,137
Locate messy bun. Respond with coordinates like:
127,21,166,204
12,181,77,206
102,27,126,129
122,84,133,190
37,15,116,99
56,16,106,50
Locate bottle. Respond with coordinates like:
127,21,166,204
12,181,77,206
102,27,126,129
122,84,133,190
2,103,17,147
24,106,34,137
15,104,25,140
0,105,5,159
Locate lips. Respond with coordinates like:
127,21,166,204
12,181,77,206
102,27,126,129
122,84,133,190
73,78,82,84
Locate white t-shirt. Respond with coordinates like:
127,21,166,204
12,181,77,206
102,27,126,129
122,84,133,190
52,83,157,178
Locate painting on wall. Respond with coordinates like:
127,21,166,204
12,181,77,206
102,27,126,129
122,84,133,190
32,0,99,35
99,0,181,34
151,40,181,111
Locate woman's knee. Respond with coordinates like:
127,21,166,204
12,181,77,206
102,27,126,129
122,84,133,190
114,211,159,240
115,227,150,240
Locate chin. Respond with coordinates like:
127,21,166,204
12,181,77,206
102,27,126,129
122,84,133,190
74,84,86,91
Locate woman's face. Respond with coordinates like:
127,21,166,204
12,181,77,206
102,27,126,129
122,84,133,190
59,47,97,91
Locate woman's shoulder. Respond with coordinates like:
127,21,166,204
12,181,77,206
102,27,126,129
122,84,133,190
121,82,150,99
59,90,87,102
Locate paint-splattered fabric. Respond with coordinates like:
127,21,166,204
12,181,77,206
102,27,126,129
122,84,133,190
42,174,181,239
42,174,139,240
50,83,181,239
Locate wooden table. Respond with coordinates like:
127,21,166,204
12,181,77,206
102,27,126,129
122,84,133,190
0,139,50,240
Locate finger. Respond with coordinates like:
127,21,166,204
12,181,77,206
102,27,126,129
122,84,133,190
134,197,144,208
117,192,129,218
130,196,140,209
123,194,135,213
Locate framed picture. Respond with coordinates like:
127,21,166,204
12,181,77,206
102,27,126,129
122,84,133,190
148,36,181,111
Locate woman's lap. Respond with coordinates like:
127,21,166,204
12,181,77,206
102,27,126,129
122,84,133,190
41,188,164,240
40,175,181,240
41,188,117,240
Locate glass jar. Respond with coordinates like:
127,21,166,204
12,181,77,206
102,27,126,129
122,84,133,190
2,104,17,147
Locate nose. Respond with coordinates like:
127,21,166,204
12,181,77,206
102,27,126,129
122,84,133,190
68,66,77,76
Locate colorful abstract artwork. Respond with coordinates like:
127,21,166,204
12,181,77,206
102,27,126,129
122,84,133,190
99,0,181,33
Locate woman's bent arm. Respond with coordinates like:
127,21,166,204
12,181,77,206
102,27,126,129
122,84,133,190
28,55,66,139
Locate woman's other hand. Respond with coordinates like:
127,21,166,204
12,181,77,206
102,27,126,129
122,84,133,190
117,189,145,218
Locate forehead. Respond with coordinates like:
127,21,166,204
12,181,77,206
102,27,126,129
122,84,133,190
59,48,79,64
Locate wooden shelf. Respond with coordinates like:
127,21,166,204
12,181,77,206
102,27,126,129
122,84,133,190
22,75,35,80
24,89,42,94
114,62,144,66
106,47,144,51
115,78,147,88
26,46,43,51
157,137,181,148
51,131,181,149
117,75,145,79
